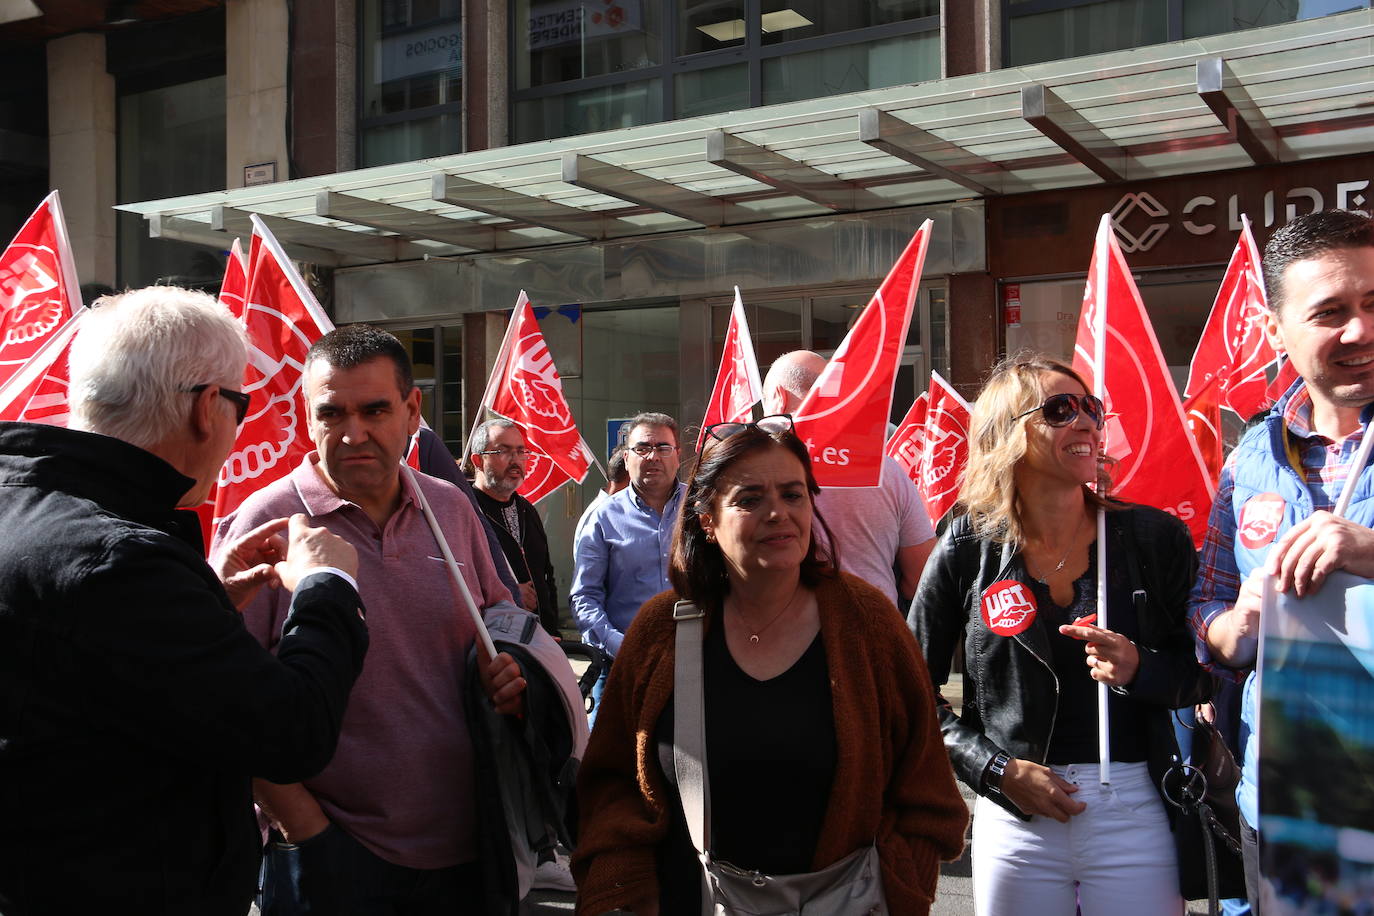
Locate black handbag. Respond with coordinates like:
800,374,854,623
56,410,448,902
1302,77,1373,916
1161,711,1247,913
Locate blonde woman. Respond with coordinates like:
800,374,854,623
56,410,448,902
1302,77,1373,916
908,355,1210,916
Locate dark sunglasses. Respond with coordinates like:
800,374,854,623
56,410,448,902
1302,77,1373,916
187,384,252,425
704,414,794,442
1011,393,1104,430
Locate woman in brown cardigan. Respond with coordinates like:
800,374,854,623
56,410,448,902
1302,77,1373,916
572,418,967,916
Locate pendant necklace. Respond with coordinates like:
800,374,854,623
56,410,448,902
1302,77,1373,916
1029,510,1087,585
735,579,804,644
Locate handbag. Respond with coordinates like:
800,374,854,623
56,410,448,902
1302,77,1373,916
671,599,888,916
1161,710,1247,914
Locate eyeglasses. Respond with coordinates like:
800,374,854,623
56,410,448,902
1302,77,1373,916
1012,393,1105,430
186,384,251,425
704,414,795,442
477,447,530,460
628,442,678,458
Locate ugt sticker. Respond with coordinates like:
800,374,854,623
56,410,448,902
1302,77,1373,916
1238,493,1285,550
980,580,1037,636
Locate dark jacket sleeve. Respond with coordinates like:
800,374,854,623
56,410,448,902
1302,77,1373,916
1115,508,1212,710
71,535,368,783
907,529,1007,794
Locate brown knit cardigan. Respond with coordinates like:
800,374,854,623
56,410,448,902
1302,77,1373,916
572,571,969,915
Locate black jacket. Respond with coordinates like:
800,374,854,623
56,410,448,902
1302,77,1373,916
0,422,368,916
473,488,560,636
907,503,1210,818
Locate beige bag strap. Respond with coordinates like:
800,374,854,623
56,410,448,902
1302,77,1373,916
671,599,711,855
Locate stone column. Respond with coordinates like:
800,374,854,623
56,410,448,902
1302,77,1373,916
464,0,508,150
226,0,290,188
942,0,1000,77
47,33,116,288
948,272,998,399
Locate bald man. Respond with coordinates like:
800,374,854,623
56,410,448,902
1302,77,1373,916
763,350,936,607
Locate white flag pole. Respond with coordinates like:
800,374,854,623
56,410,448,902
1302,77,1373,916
1093,217,1112,787
402,462,498,660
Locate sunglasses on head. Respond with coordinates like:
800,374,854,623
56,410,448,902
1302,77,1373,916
704,414,794,442
186,384,252,425
1011,393,1105,430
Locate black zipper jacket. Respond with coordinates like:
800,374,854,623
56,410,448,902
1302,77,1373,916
0,422,368,916
907,503,1210,819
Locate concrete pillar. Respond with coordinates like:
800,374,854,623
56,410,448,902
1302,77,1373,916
942,0,1000,78
462,310,510,435
464,0,508,151
948,272,998,400
226,0,290,188
47,33,116,288
290,0,355,176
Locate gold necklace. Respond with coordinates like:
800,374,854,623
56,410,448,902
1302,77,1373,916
733,579,805,645
1027,510,1087,584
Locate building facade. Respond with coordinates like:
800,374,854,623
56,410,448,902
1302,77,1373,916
6,0,1373,566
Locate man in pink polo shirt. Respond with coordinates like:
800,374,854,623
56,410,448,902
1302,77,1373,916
213,324,527,915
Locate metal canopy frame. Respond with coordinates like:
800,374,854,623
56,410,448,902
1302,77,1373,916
117,12,1374,267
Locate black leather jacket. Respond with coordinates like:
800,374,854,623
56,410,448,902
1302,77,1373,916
907,503,1210,818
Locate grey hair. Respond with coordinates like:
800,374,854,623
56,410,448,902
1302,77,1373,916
627,411,678,445
764,351,824,400
472,416,519,454
69,286,247,449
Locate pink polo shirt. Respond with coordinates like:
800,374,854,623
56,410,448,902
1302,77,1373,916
213,454,513,869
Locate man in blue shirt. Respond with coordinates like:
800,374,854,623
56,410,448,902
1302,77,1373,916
572,412,685,709
1190,209,1374,906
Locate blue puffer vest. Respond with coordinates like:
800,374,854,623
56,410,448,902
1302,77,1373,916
1224,385,1374,826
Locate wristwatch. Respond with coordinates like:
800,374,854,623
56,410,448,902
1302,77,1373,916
985,751,1012,795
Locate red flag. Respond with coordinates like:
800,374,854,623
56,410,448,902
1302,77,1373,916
1073,215,1215,547
697,286,763,451
211,217,336,528
0,192,81,391
793,221,931,487
1183,377,1224,484
886,391,929,484
0,307,84,425
475,292,593,505
218,237,248,317
917,372,972,522
1185,215,1277,419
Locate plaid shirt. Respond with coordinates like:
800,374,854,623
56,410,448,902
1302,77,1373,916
1188,383,1368,674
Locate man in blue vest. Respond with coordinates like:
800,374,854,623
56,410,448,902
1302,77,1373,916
1190,209,1374,906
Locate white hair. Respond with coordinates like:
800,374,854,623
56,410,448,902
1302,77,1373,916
69,286,247,449
764,351,825,401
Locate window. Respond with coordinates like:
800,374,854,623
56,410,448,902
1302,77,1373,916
511,0,940,142
358,0,462,168
1005,0,1372,67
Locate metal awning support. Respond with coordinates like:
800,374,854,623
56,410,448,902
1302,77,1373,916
213,206,419,262
315,191,506,251
149,214,342,267
1021,84,1127,183
1196,57,1281,166
857,108,1012,197
431,173,628,240
705,129,887,212
561,154,755,227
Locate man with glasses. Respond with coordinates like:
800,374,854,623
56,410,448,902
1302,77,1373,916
470,418,561,637
0,287,368,915
764,350,936,608
214,324,536,915
571,411,685,713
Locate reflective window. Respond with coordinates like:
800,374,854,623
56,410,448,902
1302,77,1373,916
762,32,938,106
117,75,227,288
1006,0,1371,67
511,0,940,143
358,0,462,167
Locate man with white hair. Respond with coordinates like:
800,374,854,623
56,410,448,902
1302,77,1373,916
0,287,368,916
763,350,936,607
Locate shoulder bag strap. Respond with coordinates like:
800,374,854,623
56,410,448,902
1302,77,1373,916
672,599,711,856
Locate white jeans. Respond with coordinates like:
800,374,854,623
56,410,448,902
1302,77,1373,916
971,761,1183,916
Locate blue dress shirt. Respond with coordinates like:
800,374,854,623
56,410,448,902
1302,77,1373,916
571,481,686,657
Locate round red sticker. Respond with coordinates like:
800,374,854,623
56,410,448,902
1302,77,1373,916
1238,493,1286,550
980,579,1038,637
